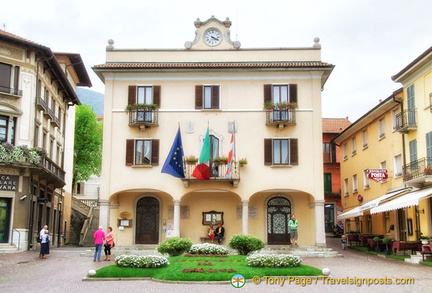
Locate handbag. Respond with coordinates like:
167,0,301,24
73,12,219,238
112,241,115,248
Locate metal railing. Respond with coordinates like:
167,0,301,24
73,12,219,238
395,109,417,133
128,109,158,126
403,157,432,181
266,109,296,125
0,86,22,97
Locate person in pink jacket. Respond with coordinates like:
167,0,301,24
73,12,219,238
93,226,105,262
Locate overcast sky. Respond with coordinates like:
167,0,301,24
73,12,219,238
2,0,431,121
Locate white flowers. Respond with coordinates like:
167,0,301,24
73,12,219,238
188,243,229,255
246,253,302,267
115,255,170,268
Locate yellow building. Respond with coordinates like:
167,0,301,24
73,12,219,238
0,30,91,250
334,90,407,238
93,16,334,247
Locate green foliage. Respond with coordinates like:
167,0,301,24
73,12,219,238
382,238,390,244
373,236,381,243
157,237,193,257
115,255,169,268
246,253,302,267
228,234,265,255
73,104,102,184
187,243,229,255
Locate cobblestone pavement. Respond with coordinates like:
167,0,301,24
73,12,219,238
1,237,432,293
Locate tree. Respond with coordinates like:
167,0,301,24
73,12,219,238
73,104,102,184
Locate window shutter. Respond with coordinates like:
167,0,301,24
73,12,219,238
126,139,134,166
289,84,297,103
211,85,219,109
128,86,137,105
195,86,203,109
151,139,159,166
153,86,161,107
290,138,298,165
264,84,272,103
264,139,272,165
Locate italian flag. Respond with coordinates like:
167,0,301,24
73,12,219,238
192,127,211,180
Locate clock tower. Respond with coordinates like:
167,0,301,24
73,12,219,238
184,16,241,49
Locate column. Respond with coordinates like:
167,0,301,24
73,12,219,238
99,199,110,229
173,199,180,237
242,200,249,235
314,200,326,246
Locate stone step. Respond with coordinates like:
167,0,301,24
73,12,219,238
0,244,19,253
405,254,423,264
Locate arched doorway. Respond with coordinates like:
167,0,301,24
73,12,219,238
267,196,291,245
136,197,159,244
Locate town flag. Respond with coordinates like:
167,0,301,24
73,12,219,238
161,126,185,178
225,122,235,178
192,127,211,180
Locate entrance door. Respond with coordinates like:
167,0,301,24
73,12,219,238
397,209,407,241
267,197,291,244
324,203,335,233
0,198,11,243
136,197,159,244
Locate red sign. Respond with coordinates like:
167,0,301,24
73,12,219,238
367,169,388,182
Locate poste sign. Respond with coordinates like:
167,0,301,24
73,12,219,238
367,169,388,182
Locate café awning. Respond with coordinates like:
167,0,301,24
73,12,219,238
370,187,432,214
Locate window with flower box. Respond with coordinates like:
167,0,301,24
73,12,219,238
125,139,159,166
128,85,160,124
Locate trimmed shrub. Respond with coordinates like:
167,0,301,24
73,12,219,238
228,234,265,255
246,253,302,267
188,243,229,255
115,255,169,268
157,237,193,256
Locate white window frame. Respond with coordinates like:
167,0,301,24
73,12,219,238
344,178,349,196
352,174,358,193
394,154,402,178
378,118,386,139
351,137,357,155
362,129,368,149
363,169,370,189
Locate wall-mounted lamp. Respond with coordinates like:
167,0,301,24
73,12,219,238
19,195,27,201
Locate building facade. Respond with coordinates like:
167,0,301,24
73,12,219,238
0,30,91,250
93,17,334,247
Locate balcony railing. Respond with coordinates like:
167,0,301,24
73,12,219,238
395,109,417,133
403,157,432,183
128,109,158,128
37,97,48,111
0,86,22,97
181,160,240,187
265,109,296,127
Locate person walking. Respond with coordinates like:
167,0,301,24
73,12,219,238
38,225,48,258
93,226,105,262
40,229,50,259
103,227,114,261
288,214,299,247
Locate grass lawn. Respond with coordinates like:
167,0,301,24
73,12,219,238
92,255,322,281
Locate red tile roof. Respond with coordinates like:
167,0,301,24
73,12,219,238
322,118,351,133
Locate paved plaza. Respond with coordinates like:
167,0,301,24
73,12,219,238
1,237,432,293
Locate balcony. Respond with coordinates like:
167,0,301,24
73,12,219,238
181,161,240,187
128,109,158,129
265,109,296,128
37,97,48,111
403,157,432,187
0,86,22,97
395,109,417,133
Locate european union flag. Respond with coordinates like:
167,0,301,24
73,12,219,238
161,126,185,178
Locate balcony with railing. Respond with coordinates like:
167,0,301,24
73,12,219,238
37,97,48,111
0,86,23,97
128,108,158,128
395,109,417,133
181,160,240,187
403,157,432,187
265,109,296,128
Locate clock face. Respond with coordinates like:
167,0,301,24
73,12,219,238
204,28,222,46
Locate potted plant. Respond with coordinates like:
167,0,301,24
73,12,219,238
239,158,248,167
420,233,429,245
373,236,381,252
125,103,158,111
263,101,275,110
213,156,228,165
424,166,432,175
382,237,391,255
185,155,198,165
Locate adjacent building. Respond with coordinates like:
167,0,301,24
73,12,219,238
0,30,91,250
93,16,334,247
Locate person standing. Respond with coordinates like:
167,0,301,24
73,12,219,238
215,223,225,244
40,229,50,259
103,227,114,261
93,226,105,262
289,214,299,247
208,224,215,243
39,225,48,258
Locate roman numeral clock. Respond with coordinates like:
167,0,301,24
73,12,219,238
184,16,241,49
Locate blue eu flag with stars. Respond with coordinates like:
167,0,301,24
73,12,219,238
161,126,185,178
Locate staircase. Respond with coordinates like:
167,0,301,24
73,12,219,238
71,196,100,247
0,243,19,253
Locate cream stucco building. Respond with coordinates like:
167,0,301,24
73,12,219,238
93,16,334,247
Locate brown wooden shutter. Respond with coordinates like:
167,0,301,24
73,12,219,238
153,86,161,107
211,85,219,109
264,84,272,103
128,86,137,105
289,84,297,103
264,139,273,165
290,138,298,165
195,86,203,109
151,139,159,166
126,139,134,166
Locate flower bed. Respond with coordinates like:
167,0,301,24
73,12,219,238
246,253,302,267
115,255,169,268
188,243,229,255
